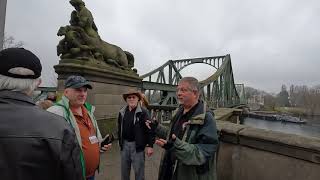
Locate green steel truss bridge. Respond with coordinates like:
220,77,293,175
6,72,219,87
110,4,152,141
140,54,246,120
34,54,246,121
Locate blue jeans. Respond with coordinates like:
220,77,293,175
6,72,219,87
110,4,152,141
87,176,95,180
121,141,145,180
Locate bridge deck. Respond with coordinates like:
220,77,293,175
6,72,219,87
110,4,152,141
96,142,162,180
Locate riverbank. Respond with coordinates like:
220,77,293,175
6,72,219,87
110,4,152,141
257,106,320,117
243,112,306,124
274,107,308,116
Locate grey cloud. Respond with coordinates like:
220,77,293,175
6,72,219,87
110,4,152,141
4,0,320,92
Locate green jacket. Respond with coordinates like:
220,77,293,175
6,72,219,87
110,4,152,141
47,96,102,179
156,101,219,180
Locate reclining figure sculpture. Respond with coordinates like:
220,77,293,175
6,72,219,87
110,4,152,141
57,0,134,69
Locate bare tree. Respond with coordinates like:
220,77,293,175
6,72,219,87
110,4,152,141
264,94,276,110
288,84,320,115
2,33,24,49
305,87,320,115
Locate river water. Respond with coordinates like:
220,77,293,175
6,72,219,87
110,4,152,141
242,116,320,139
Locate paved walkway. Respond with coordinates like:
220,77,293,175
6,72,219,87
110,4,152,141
96,141,163,180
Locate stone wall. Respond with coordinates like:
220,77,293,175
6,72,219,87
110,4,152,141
57,79,139,119
54,61,142,119
217,121,320,180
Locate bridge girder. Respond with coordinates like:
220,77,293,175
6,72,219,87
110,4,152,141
141,54,244,120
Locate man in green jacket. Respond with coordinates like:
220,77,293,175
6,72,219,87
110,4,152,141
47,75,111,180
147,77,219,180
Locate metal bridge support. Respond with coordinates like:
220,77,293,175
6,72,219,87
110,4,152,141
141,54,245,119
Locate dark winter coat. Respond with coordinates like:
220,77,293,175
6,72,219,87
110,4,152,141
156,100,219,180
118,103,154,152
0,90,83,180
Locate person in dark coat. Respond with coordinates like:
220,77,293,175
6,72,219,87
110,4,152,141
0,48,83,180
146,77,219,180
118,89,154,180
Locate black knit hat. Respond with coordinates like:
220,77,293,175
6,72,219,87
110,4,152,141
0,48,42,79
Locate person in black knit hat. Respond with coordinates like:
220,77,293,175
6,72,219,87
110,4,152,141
0,48,83,180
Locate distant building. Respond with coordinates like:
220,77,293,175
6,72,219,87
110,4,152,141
248,94,265,106
247,94,266,110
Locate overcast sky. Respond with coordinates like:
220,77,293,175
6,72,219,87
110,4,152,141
4,0,320,93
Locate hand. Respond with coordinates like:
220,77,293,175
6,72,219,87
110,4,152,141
145,120,152,129
155,134,176,150
171,134,176,140
145,119,158,130
101,143,112,152
155,138,167,147
145,147,154,157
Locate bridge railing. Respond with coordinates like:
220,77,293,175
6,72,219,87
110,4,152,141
148,105,176,123
217,121,320,180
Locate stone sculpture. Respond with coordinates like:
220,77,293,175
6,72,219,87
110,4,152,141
57,0,134,69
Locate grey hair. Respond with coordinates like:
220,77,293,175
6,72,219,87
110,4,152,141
179,77,200,92
0,74,40,95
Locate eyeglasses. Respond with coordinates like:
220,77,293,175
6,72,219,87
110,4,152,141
176,88,193,93
127,96,137,99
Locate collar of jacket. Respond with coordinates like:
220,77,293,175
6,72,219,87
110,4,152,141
0,90,35,105
119,103,143,124
56,95,95,113
119,103,143,116
172,100,207,125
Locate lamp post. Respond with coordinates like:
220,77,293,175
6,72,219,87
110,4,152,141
0,0,7,50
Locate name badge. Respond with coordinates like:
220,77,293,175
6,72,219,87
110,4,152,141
89,135,99,144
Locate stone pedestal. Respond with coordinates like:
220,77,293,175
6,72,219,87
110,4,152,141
54,59,142,119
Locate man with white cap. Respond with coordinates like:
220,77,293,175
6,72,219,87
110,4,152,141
0,48,83,180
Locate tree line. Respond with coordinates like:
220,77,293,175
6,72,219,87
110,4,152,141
245,85,320,115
